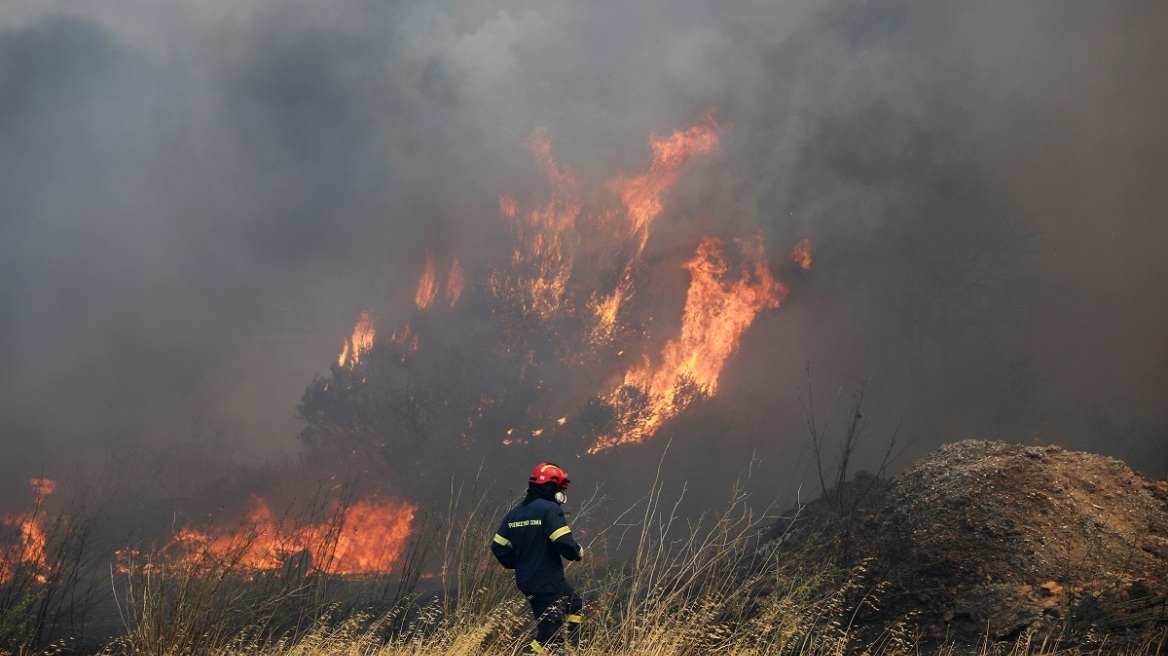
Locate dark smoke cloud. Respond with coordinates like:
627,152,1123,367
1,0,1165,514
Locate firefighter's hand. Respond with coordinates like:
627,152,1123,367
576,545,585,560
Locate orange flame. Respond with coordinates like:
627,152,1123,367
588,285,627,346
416,248,439,309
593,236,787,452
789,238,813,269
157,494,415,577
495,130,581,319
610,116,720,256
388,324,419,355
0,478,57,583
338,310,376,368
590,118,722,341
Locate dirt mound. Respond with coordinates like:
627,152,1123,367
785,440,1168,644
878,440,1168,638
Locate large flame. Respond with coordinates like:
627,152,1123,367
593,236,788,452
154,494,415,577
0,478,56,584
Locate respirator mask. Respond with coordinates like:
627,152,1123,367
555,490,568,505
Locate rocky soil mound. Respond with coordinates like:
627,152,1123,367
784,440,1168,645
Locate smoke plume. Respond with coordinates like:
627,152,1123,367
1,0,1165,519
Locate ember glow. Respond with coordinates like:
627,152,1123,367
416,248,439,309
152,494,415,577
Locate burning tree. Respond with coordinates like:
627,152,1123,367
296,116,811,480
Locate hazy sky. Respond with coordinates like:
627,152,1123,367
1,0,1165,511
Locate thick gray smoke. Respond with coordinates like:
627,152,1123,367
1,0,1165,515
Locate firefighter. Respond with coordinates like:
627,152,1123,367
491,462,584,654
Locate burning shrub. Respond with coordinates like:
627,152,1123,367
297,118,809,484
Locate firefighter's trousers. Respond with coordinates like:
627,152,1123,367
524,586,582,653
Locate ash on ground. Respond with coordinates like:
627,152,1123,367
773,440,1168,648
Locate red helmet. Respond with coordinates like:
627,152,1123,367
530,463,570,489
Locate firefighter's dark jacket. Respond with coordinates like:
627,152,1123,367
491,486,582,594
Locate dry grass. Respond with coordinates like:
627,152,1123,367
3,472,1164,656
102,470,1166,656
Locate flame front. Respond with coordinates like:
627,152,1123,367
157,495,415,577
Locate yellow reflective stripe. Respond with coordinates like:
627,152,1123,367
549,526,572,542
493,534,511,547
566,614,583,624
529,639,547,654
